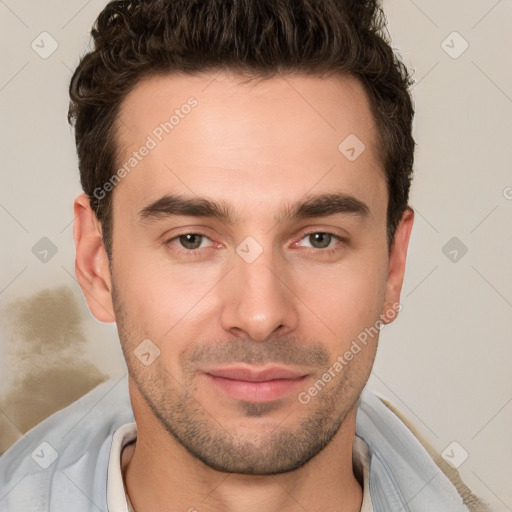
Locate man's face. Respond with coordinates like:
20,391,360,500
106,72,400,474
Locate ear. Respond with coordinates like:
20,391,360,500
73,193,115,323
380,207,414,325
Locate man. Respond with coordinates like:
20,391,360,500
0,0,492,511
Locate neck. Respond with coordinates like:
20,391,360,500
124,382,363,512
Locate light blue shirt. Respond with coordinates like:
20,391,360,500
0,375,471,511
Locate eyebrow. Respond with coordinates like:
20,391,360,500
138,192,370,225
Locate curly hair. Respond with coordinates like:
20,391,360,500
68,0,415,256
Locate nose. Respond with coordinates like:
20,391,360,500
219,247,299,342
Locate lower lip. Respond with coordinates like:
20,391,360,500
203,373,308,402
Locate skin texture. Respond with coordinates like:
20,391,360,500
73,71,414,512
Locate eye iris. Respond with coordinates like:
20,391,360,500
177,234,333,251
310,232,331,249
180,234,203,250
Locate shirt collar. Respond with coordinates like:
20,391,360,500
107,423,373,512
107,422,137,512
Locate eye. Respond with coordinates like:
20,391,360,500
178,233,209,250
164,230,345,257
166,232,214,253
295,231,343,253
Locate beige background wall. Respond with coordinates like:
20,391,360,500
1,0,511,509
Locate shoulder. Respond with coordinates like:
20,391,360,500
0,375,134,512
356,388,492,512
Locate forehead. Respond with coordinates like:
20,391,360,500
113,71,385,219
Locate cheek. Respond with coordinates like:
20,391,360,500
113,250,223,344
291,254,388,341
113,228,389,347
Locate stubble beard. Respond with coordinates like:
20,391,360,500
111,281,372,475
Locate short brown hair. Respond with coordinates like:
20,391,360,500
68,0,415,256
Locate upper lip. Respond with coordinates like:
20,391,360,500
204,365,308,382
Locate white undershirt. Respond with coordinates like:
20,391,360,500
107,423,137,512
107,423,373,512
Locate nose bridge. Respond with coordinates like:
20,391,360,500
219,239,299,341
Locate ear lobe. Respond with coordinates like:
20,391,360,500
73,193,115,323
381,207,414,325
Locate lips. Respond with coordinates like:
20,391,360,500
205,365,307,382
201,365,309,402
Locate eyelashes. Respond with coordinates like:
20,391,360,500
164,230,346,258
